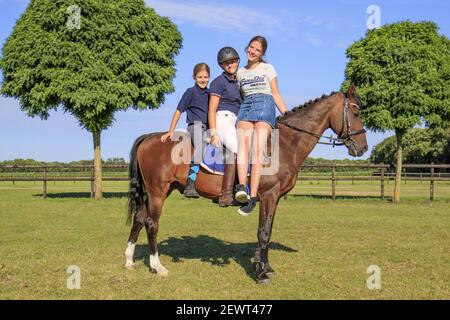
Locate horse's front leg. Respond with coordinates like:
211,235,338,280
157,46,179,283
253,189,279,284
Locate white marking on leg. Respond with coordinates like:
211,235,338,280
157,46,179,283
124,242,136,269
150,251,169,276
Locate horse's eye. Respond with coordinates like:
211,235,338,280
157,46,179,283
349,103,360,116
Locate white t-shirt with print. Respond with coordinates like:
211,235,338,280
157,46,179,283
237,62,277,97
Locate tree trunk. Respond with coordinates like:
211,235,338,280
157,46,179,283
393,129,404,204
93,131,103,200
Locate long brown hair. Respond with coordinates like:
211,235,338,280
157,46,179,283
193,63,210,79
245,35,268,63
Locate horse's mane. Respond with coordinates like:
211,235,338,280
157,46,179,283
277,91,340,121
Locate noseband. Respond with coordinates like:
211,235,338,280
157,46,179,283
337,95,367,149
277,93,366,147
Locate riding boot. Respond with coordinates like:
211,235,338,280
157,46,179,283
184,163,200,198
218,157,237,207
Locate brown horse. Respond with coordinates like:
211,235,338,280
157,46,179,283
124,84,368,284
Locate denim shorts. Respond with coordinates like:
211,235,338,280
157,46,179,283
236,93,276,128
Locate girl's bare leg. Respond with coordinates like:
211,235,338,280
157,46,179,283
236,121,254,186
249,122,271,197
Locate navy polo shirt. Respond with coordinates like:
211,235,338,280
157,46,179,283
177,85,210,125
209,72,242,115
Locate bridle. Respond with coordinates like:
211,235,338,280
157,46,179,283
277,93,366,148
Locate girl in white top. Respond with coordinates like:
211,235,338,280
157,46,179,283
234,36,289,216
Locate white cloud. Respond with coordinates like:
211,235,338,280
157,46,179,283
0,0,29,3
146,0,286,36
305,33,324,47
145,0,337,39
5,0,335,47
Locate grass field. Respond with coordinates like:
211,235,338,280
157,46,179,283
0,180,449,299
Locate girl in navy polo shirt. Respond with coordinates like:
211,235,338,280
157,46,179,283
161,63,211,198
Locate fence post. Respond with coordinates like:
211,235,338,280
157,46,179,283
331,165,336,201
90,167,95,198
43,167,47,199
430,162,435,202
380,163,385,201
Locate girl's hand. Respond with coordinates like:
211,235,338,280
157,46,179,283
161,131,174,143
211,134,221,147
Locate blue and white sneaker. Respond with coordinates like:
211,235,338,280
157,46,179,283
235,184,250,204
238,197,258,216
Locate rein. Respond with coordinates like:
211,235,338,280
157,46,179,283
277,93,366,147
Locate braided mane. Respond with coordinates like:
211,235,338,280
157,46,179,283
276,91,339,121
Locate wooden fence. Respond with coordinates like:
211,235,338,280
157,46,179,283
296,163,450,201
0,163,449,201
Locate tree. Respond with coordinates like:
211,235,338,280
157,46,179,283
0,0,182,199
342,21,450,203
370,127,450,165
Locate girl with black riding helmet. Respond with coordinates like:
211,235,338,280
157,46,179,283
208,47,242,207
234,36,289,216
161,63,211,198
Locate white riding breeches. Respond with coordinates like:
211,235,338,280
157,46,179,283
216,110,238,155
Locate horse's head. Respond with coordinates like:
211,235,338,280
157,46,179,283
328,84,368,157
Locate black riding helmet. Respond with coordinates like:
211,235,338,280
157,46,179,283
217,46,240,65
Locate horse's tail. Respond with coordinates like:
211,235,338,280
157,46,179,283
127,133,153,225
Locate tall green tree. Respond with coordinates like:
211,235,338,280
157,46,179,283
370,127,450,165
0,0,182,199
342,21,450,203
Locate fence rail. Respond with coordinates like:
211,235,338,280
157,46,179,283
1,163,449,200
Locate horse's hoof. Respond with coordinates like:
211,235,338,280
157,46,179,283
265,266,276,276
151,267,170,278
255,269,271,284
256,276,270,285
157,270,170,278
124,263,136,271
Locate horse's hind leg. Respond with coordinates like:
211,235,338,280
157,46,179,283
146,187,170,277
124,202,148,270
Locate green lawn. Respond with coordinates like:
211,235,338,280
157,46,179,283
0,181,449,299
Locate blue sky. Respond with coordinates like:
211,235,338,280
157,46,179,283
1,0,449,162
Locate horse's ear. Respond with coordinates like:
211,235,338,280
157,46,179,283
347,83,356,97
